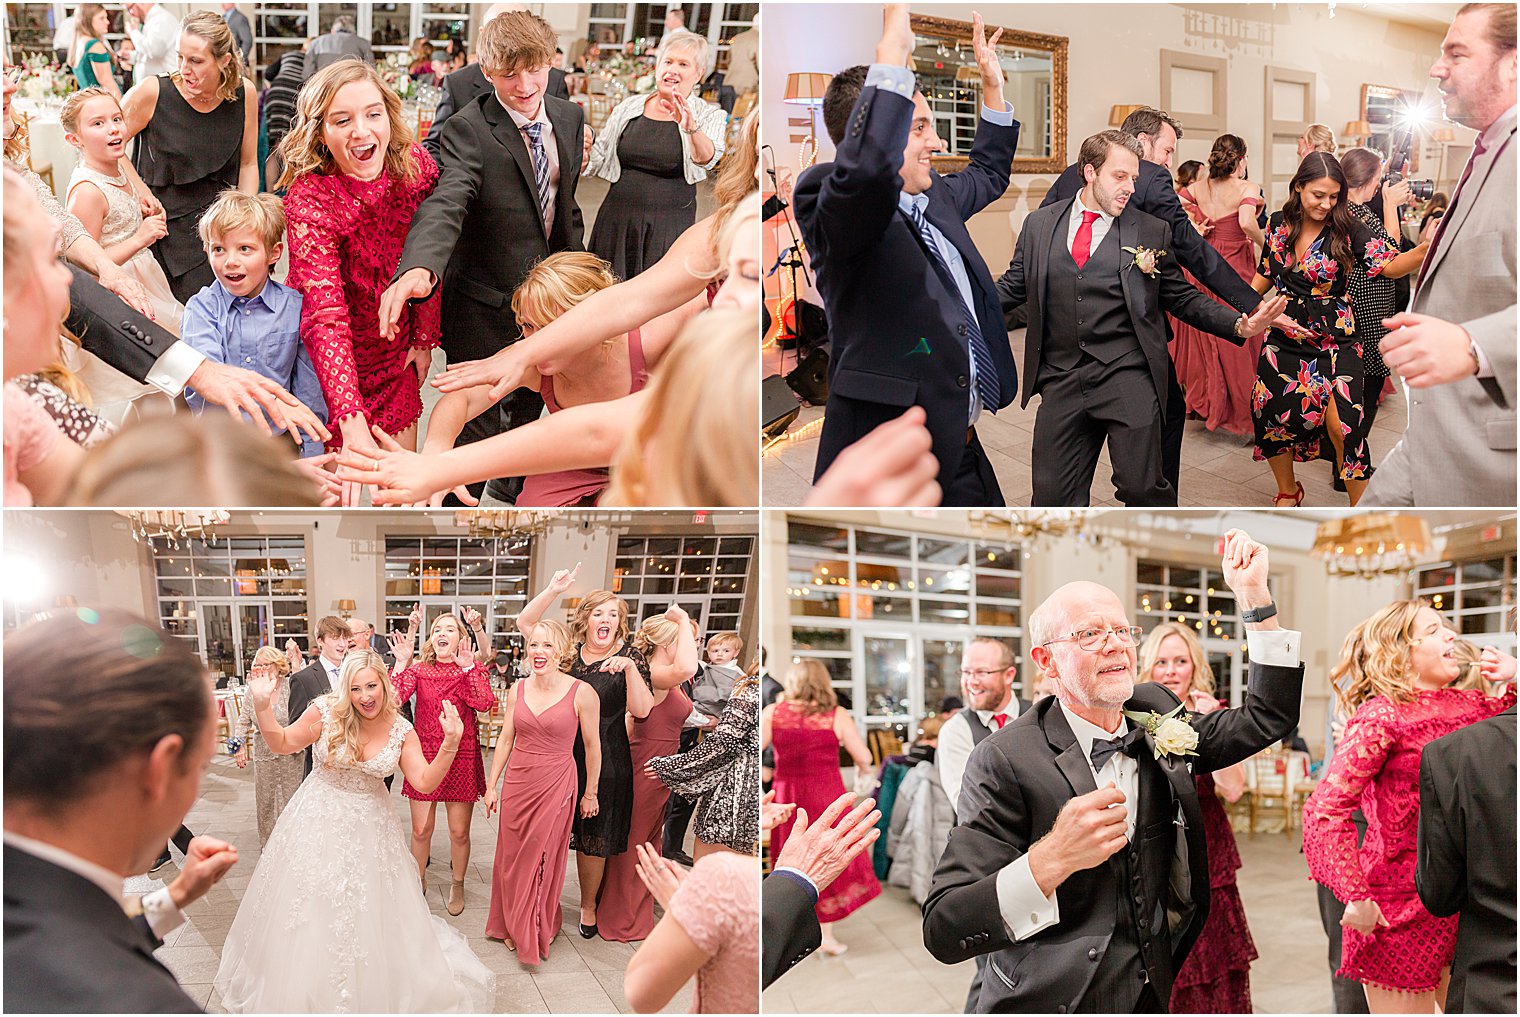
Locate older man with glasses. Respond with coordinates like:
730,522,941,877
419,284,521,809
924,529,1304,1014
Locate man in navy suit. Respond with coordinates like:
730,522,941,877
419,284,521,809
796,5,1021,506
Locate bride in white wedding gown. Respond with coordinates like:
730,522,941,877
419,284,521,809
213,650,494,1013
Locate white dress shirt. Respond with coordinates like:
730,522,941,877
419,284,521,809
128,4,180,86
3,832,185,940
936,696,1022,813
994,625,1302,940
498,95,559,227
1065,190,1114,258
322,655,343,692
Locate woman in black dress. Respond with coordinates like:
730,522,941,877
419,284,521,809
585,30,727,279
517,564,653,939
1248,153,1424,506
121,10,257,302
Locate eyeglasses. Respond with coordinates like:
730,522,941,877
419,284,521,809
1042,626,1144,652
5,67,23,86
957,668,1007,681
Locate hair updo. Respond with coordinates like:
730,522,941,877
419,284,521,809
1207,133,1248,180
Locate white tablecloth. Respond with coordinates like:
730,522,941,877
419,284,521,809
13,97,78,200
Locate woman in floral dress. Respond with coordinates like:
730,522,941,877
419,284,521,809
1248,153,1423,506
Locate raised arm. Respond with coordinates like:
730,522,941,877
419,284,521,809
1143,167,1262,314
398,700,464,793
647,606,699,691
517,563,580,633
248,669,324,755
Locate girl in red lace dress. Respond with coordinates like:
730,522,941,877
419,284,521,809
390,608,495,918
761,660,880,956
1303,601,1514,1012
1138,622,1257,1013
277,61,440,503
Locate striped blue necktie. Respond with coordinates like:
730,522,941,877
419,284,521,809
909,202,1001,412
522,121,552,235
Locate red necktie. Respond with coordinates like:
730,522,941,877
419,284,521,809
992,712,1008,730
1416,133,1488,293
1072,210,1100,268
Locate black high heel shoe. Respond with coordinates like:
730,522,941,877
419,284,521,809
578,920,598,939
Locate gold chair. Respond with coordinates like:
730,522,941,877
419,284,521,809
1245,749,1296,835
866,727,902,765
588,92,615,131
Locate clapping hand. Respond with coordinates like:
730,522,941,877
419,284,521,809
761,790,796,833
438,700,464,749
657,90,697,132
634,842,687,908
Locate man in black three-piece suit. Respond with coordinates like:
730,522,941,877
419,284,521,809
1417,700,1518,1014
996,132,1284,506
382,11,585,501
1039,108,1294,496
923,530,1304,1013
796,5,1021,506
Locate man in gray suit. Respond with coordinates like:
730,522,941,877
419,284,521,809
303,14,374,79
221,3,253,65
1366,2,1515,507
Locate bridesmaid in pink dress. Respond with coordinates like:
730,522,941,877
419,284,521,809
761,660,880,956
600,609,700,942
1303,601,1514,1013
1168,134,1266,436
483,620,602,964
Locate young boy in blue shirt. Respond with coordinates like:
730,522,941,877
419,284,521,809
183,190,327,456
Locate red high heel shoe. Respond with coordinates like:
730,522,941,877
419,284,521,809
1271,481,1305,507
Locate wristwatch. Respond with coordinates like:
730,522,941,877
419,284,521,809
1241,602,1278,624
1467,336,1482,376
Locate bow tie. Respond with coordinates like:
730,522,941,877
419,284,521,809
1089,726,1146,770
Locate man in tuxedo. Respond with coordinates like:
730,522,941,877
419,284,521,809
382,10,586,502
997,133,1283,505
923,530,1304,1013
1364,3,1516,507
1417,700,1517,1013
1040,108,1293,494
287,615,354,778
797,5,1021,507
5,610,239,1013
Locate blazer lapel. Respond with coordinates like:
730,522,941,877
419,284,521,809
1041,702,1099,798
1116,209,1147,323
1421,125,1513,290
483,97,547,235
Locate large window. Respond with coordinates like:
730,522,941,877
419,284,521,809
1415,553,1517,651
1133,558,1255,705
612,534,753,635
786,518,1023,737
383,536,531,654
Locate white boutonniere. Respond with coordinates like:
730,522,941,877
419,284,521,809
1122,245,1167,279
1122,703,1199,760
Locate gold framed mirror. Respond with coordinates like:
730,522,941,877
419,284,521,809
909,13,1069,174
1359,83,1424,172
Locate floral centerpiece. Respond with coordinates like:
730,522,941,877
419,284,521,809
377,53,415,100
17,53,77,103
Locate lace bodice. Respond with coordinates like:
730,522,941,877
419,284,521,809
67,165,145,249
310,696,413,792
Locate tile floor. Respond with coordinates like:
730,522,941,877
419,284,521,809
149,751,692,1014
762,328,1408,508
760,827,1335,1014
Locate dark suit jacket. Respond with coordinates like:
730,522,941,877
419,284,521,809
996,198,1241,415
424,65,569,160
286,659,332,778
395,90,586,365
4,845,199,1013
65,265,175,385
1042,160,1261,314
1417,706,1517,1015
923,660,1304,1012
761,874,822,988
795,85,1021,498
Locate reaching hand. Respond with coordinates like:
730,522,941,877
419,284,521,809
165,836,239,909
549,562,581,595
431,347,530,402
186,361,332,447
761,790,796,833
377,268,435,342
1238,293,1290,339
247,669,277,708
97,262,156,319
634,842,686,909
335,426,449,506
806,406,941,507
1220,529,1271,609
293,451,342,507
969,12,1005,96
875,4,914,67
1379,313,1478,389
773,792,882,895
438,700,463,749
1480,646,1517,686
1341,898,1390,936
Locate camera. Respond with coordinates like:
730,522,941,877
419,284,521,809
1384,171,1435,203
1382,123,1435,203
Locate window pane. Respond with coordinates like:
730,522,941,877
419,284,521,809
713,575,746,595
1418,565,1458,590
853,595,912,621
921,638,964,715
718,537,753,555
917,538,967,566
920,599,973,624
1461,611,1503,635
682,537,717,557
976,572,1021,599
1136,561,1166,586
158,578,194,598
1462,557,1508,584
678,575,711,595
791,587,849,619
1169,567,1201,589
854,561,910,590
788,522,848,553
856,530,912,558
862,637,909,718
1461,584,1507,610
917,565,972,595
976,603,1019,627
792,627,848,651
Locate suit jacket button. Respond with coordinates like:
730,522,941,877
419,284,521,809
1088,947,1099,961
1134,894,1144,906
957,323,968,336
959,938,968,950
956,374,968,388
1058,1007,1068,1014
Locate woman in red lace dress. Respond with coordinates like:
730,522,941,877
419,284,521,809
1138,622,1256,1013
1303,601,1515,1013
389,608,495,918
277,60,440,504
761,660,880,956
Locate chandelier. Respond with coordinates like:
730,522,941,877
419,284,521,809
968,509,1097,548
119,510,230,546
455,510,556,540
1311,514,1432,578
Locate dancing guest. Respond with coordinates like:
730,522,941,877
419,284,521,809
70,5,122,100
762,660,880,956
418,251,704,507
625,846,760,1014
518,566,654,939
599,610,698,943
1303,601,1515,1013
260,48,307,185
1170,133,1266,437
937,637,1032,812
1365,3,1516,508
4,611,239,1013
650,673,763,859
1249,153,1424,507
121,10,256,303
1299,122,1339,158
1175,158,1202,189
285,615,355,777
232,646,305,848
483,621,602,963
303,13,374,77
217,650,493,1011
123,3,178,87
390,608,495,917
1138,623,1257,1013
278,60,440,499
587,30,726,279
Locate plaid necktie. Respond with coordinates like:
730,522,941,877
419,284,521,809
1415,133,1488,293
522,121,552,235
908,202,1001,412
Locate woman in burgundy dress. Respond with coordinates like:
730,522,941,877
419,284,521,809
390,608,495,917
1138,622,1256,1012
1304,601,1515,1012
761,660,880,956
483,620,602,964
1169,134,1265,437
599,609,698,942
278,60,440,504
